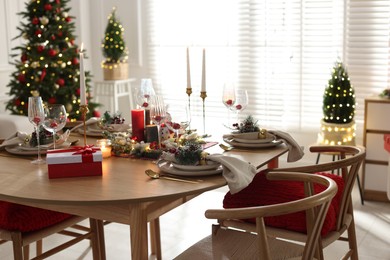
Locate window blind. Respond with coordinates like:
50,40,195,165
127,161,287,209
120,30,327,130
144,0,389,133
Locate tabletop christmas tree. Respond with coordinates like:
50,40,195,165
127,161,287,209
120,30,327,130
6,0,99,122
101,7,128,80
318,61,356,145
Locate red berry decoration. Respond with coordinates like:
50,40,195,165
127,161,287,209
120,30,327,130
48,97,56,104
32,17,39,25
93,110,101,118
48,49,57,57
50,122,58,128
236,104,242,110
226,99,233,106
37,45,44,52
33,117,41,124
44,4,52,11
142,102,149,108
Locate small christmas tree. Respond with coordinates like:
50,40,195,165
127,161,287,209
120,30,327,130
6,0,99,122
322,61,355,124
101,7,128,65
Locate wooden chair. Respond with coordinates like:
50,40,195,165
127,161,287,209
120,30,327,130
244,145,364,260
0,202,105,260
174,171,338,260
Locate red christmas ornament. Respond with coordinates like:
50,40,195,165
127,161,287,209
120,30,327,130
32,17,39,25
51,35,56,41
21,53,27,63
93,110,101,118
48,97,57,104
44,4,52,11
69,39,74,45
15,99,21,106
48,49,57,57
72,57,79,65
35,30,42,36
56,0,61,4
76,88,81,96
57,31,63,37
40,68,47,82
37,45,44,52
65,17,71,22
18,74,26,83
56,78,65,86
56,8,61,13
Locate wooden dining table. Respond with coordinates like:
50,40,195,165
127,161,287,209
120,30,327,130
0,136,288,259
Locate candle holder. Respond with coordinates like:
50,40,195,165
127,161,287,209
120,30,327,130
200,91,207,134
186,87,192,131
79,105,89,146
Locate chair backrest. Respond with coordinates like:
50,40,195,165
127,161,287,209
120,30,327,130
205,171,338,260
270,145,365,232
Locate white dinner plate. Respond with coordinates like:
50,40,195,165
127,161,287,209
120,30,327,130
5,142,71,155
223,138,283,148
233,135,275,144
77,128,104,137
158,162,223,176
172,161,221,171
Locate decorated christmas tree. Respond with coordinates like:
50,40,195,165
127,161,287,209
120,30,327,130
5,0,99,122
102,7,127,64
318,61,356,145
101,7,128,80
322,61,355,123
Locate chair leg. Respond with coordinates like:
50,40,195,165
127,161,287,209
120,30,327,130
347,215,359,260
150,218,162,260
36,239,43,255
89,218,106,260
11,232,24,260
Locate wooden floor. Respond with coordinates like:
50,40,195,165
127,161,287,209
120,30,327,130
1,153,389,259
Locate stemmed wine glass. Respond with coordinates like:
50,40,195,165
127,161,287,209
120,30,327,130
222,83,236,126
230,89,248,121
43,104,67,150
136,79,156,125
150,96,167,146
166,104,190,141
28,96,46,164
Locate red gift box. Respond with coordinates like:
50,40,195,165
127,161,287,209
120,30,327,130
47,146,103,179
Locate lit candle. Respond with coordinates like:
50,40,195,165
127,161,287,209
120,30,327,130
96,139,112,158
201,48,206,92
131,109,145,142
79,43,87,106
186,47,191,90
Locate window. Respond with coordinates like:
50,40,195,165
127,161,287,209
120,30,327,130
144,0,390,133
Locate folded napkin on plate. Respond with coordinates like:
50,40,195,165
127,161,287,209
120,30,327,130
207,154,257,194
0,132,29,150
0,130,70,150
161,151,257,194
268,130,304,162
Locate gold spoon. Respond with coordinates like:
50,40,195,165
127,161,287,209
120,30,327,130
219,143,233,151
145,169,200,184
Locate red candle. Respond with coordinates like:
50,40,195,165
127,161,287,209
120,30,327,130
131,109,145,142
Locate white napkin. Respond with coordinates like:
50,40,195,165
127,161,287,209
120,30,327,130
268,130,304,162
207,154,257,194
0,132,29,150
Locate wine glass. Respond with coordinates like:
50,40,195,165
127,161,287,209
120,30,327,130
28,96,46,164
136,78,156,108
230,89,248,121
150,96,167,145
43,104,67,150
166,104,190,141
222,82,236,127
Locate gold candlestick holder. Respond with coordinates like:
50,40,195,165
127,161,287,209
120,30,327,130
186,87,192,132
79,105,89,146
200,91,207,134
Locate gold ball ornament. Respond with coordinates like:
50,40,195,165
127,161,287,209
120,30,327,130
66,103,73,112
39,16,49,25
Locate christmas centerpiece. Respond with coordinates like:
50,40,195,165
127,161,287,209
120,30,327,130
318,61,356,145
101,7,128,80
5,0,100,122
99,111,130,132
229,115,269,140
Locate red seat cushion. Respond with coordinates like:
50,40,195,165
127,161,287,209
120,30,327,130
223,170,344,236
0,201,72,232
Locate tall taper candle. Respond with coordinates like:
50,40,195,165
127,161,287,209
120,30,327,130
79,43,86,106
201,48,206,92
187,47,191,89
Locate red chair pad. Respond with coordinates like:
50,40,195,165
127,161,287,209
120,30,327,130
0,202,72,232
223,170,344,236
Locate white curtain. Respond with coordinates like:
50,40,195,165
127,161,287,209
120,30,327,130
144,0,390,133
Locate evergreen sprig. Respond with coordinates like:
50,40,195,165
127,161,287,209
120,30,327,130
231,115,260,133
